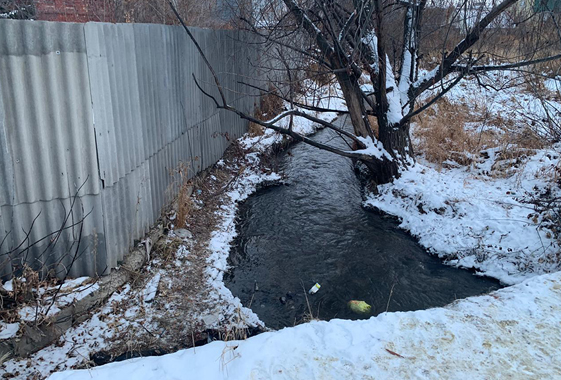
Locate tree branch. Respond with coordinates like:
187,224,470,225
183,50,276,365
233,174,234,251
411,0,519,99
168,1,227,106
226,105,374,159
282,0,336,61
399,73,465,127
452,54,561,74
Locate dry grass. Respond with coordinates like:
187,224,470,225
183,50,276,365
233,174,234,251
413,97,544,172
257,86,284,121
304,62,333,87
414,99,488,166
368,115,379,138
248,86,285,137
248,122,265,137
175,163,194,229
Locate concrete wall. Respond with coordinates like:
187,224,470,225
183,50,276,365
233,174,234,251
0,19,259,278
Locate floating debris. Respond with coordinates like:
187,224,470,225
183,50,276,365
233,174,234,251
308,283,321,294
348,300,371,314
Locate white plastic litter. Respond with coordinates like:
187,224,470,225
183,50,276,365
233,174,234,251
308,283,321,294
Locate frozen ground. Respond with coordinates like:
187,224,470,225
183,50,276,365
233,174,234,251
367,71,561,285
4,76,561,379
49,271,561,380
366,149,560,285
0,86,338,379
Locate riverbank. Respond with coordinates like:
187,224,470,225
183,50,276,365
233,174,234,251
365,72,561,285
0,139,273,379
3,75,561,378
0,86,335,379
365,149,560,285
49,270,561,380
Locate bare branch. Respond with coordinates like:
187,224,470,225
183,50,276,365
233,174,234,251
168,0,227,106
452,54,561,74
412,0,519,99
399,73,465,127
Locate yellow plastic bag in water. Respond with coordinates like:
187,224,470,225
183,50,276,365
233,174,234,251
348,300,372,314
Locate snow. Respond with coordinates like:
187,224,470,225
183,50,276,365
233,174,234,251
204,156,281,328
338,10,357,42
436,71,561,139
2,286,134,377
0,322,19,340
48,271,561,380
59,277,90,290
2,279,13,292
385,56,404,125
18,282,100,322
348,136,393,160
398,50,413,113
365,71,561,285
414,66,439,88
361,30,379,73
142,272,161,304
545,77,561,93
365,150,560,285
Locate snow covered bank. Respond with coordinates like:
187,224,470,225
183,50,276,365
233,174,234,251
366,152,560,285
203,152,281,329
48,270,561,379
0,82,345,379
365,71,561,285
204,88,345,329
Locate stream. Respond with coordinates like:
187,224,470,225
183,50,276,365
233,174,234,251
225,126,501,330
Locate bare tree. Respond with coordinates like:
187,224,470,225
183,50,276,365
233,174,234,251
0,178,99,324
113,0,227,27
0,0,35,19
171,0,561,185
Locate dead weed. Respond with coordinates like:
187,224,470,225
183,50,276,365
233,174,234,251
413,97,545,173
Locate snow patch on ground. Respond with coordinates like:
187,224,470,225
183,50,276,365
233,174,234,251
545,77,561,93
205,155,281,328
17,282,100,323
48,271,561,380
2,286,133,377
142,272,161,304
440,71,561,139
366,146,560,285
0,322,19,340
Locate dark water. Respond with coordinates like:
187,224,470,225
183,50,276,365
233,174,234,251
225,127,501,330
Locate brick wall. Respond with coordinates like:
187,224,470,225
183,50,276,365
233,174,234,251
35,0,115,22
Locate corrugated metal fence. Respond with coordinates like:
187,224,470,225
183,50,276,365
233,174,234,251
0,19,259,278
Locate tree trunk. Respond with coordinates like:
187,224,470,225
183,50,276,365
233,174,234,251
335,72,372,139
378,123,412,176
335,71,413,186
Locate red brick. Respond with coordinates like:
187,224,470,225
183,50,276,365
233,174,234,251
35,0,115,23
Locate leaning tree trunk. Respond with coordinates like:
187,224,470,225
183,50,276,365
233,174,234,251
335,71,373,140
377,122,412,181
336,70,411,186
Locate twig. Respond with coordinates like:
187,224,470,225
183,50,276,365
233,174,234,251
300,280,314,321
386,282,396,312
